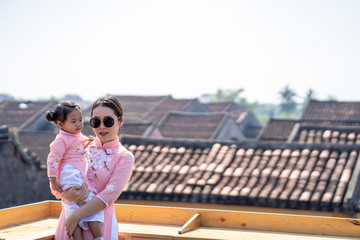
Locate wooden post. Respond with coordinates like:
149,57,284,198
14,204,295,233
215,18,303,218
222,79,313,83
178,213,201,234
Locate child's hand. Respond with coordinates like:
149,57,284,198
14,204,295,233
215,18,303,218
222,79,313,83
84,135,95,148
50,180,62,192
49,177,62,199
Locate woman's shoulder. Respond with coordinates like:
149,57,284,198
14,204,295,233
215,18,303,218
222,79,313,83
118,145,135,162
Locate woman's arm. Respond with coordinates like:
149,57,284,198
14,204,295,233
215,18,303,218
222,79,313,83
64,196,106,236
64,151,134,235
96,152,134,207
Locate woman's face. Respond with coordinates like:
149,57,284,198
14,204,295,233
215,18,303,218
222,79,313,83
91,105,124,145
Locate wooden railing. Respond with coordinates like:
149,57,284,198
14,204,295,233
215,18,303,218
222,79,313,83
1,201,360,239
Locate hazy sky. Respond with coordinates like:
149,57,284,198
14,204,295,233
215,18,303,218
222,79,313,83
1,0,359,103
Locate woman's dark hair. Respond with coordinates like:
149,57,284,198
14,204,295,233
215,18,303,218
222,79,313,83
45,101,80,124
91,96,123,118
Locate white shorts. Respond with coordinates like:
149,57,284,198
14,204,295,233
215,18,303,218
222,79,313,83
60,164,104,230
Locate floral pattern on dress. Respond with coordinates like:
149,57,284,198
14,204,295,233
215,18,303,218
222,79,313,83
85,147,112,182
53,157,60,170
106,182,115,191
75,142,85,153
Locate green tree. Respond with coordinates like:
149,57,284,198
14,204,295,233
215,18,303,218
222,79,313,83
278,85,297,114
304,88,316,102
211,88,257,111
327,95,338,101
300,88,317,111
211,89,244,102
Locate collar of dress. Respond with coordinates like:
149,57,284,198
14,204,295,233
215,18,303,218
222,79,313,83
93,137,121,152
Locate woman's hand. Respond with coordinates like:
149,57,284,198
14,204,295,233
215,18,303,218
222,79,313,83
64,211,80,236
61,184,89,204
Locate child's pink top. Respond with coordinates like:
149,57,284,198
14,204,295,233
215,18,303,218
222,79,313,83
54,136,135,239
47,130,95,195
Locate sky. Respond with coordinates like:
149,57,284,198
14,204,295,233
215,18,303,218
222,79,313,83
1,0,359,104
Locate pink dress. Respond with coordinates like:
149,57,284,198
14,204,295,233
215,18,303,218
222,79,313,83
47,130,94,198
54,137,135,240
48,130,103,230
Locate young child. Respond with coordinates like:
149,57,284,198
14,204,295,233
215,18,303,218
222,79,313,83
46,101,103,240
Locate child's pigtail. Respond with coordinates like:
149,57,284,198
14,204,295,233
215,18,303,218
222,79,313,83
45,111,55,122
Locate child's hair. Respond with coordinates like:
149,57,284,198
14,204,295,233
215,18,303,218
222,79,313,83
91,96,123,118
46,101,80,124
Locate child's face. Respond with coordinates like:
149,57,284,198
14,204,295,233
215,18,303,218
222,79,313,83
58,108,83,134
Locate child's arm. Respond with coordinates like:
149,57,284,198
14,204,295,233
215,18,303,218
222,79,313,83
47,136,67,198
49,177,62,197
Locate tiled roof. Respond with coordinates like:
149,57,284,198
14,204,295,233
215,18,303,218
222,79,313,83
291,125,360,145
258,119,299,141
139,98,195,123
259,118,360,143
302,100,360,122
120,123,154,136
234,111,262,139
81,122,94,137
205,102,233,112
18,131,57,165
0,101,53,129
120,136,360,213
204,103,261,139
157,112,234,140
114,95,169,123
82,120,155,138
204,102,244,113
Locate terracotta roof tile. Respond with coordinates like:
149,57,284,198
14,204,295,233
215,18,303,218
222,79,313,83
120,136,360,213
302,100,360,121
0,100,54,129
17,131,57,164
120,123,154,136
258,119,299,141
292,124,360,145
204,102,261,139
204,102,243,113
157,112,245,140
113,95,169,122
140,98,208,124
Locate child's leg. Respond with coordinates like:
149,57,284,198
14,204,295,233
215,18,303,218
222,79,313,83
72,225,83,240
88,221,102,238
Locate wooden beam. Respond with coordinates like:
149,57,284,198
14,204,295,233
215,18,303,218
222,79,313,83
0,218,57,240
114,204,360,238
48,200,62,217
178,213,201,234
2,201,360,238
0,201,50,228
116,199,351,218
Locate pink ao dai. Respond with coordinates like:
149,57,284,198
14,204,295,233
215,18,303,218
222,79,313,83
54,137,134,240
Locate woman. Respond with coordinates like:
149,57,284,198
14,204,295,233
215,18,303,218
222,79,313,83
55,96,135,240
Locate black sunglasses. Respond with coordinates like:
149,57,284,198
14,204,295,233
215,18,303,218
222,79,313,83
90,116,121,128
